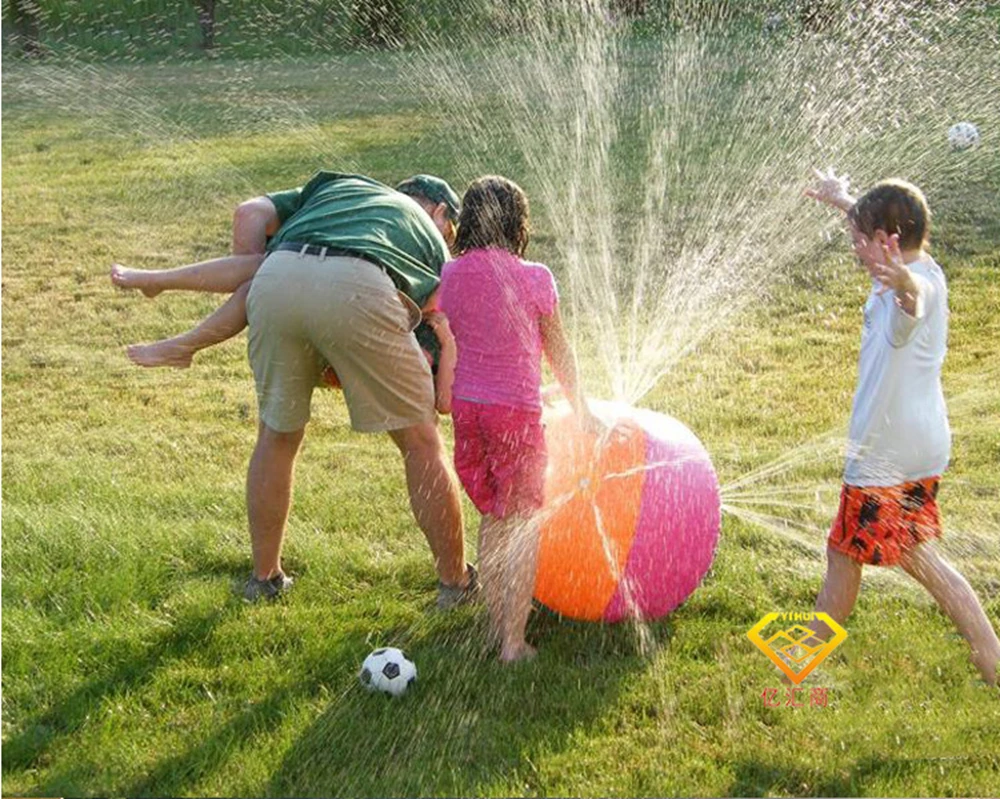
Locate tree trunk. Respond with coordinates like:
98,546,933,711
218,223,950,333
9,0,43,57
196,0,216,50
797,0,837,31
612,0,647,19
353,0,406,48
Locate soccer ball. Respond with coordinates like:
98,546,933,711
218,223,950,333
359,647,417,697
764,13,785,33
947,121,979,150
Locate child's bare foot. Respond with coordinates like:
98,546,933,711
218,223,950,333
974,653,999,686
499,642,537,663
111,264,163,298
126,340,195,368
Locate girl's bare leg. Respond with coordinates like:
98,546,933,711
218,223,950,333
900,543,1000,685
498,513,540,663
477,515,506,651
127,280,251,368
111,254,264,297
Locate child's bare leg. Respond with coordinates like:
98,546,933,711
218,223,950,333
810,547,863,641
477,515,505,650
498,513,539,663
111,254,264,298
127,280,251,368
899,543,1000,685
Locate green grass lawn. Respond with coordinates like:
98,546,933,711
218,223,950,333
3,36,999,798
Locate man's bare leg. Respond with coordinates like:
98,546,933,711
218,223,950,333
388,421,467,587
247,422,305,581
127,280,253,368
111,254,264,297
900,543,1000,685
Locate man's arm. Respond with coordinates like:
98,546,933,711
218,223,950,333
232,196,280,255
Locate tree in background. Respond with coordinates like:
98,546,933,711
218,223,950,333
194,0,216,50
7,0,44,57
797,0,837,31
613,0,647,18
353,0,406,48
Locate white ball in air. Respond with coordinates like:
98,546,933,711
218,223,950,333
947,121,979,150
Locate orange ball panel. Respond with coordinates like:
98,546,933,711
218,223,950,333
534,408,648,620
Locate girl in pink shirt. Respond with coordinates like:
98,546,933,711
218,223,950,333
432,175,598,663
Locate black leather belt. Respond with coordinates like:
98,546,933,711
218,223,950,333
270,241,405,295
271,242,382,269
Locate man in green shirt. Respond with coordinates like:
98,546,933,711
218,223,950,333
238,172,477,606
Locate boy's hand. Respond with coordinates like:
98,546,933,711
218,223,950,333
874,234,919,315
805,167,855,211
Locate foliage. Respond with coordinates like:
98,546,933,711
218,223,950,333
3,34,999,797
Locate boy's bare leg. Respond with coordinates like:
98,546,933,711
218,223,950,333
498,513,539,663
900,543,1000,685
810,547,863,641
111,254,264,297
127,280,252,368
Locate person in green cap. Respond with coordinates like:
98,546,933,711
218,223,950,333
112,172,461,369
112,171,477,605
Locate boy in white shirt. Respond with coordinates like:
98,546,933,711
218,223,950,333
806,169,999,686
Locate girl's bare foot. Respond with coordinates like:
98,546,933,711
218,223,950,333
126,340,195,368
499,642,537,663
111,264,163,298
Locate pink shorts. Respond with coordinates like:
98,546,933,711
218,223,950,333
452,399,547,518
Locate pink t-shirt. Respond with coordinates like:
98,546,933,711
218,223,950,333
438,248,558,410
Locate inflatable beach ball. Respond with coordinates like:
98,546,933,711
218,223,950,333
535,400,721,622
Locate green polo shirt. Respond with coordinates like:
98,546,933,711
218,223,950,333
266,171,449,308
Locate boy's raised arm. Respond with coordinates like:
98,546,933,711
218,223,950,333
805,167,856,212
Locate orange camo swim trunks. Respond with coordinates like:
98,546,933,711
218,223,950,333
828,476,942,566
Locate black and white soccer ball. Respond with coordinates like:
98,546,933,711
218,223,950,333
947,121,979,150
764,13,785,33
359,647,417,697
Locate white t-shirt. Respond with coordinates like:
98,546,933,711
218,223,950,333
844,255,951,486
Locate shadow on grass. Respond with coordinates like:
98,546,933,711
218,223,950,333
728,754,1000,797
123,683,300,797
116,601,657,796
265,606,661,796
6,554,667,796
2,606,228,778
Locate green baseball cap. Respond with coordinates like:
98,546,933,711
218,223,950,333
396,174,461,222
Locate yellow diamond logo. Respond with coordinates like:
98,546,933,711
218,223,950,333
748,613,847,684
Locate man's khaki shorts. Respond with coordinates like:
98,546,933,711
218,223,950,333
246,250,436,433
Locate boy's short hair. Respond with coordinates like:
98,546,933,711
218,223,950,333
848,179,930,250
